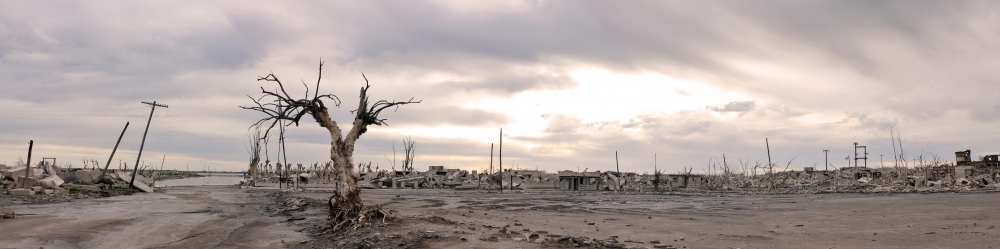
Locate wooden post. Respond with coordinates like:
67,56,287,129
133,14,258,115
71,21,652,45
24,140,33,189
499,128,502,193
766,138,772,170
615,151,620,191
103,122,129,173
132,101,167,190
489,143,493,192
615,151,620,174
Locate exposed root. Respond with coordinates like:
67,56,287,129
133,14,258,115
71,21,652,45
321,191,392,234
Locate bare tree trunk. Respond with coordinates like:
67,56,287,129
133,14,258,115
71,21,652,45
312,110,363,216
242,62,418,231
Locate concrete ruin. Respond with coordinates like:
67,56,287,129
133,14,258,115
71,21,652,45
231,149,1000,194
2,160,157,196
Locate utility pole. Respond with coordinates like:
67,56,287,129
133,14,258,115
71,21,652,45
615,151,620,192
823,150,829,171
615,151,620,173
103,122,129,173
766,138,772,170
499,128,502,193
278,107,287,189
24,140,33,188
489,143,493,192
131,101,168,190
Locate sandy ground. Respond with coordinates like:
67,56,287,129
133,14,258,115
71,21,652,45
296,189,1000,249
0,187,305,249
3,187,1000,248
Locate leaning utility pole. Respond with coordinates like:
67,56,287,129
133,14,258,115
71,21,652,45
103,122,130,172
499,128,502,193
24,140,33,188
131,101,168,190
765,138,772,170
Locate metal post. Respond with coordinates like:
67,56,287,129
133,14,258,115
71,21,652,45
863,146,868,168
132,101,167,189
853,142,858,168
103,122,130,172
24,140,33,188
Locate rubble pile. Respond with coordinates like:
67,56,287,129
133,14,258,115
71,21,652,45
244,161,560,190
241,160,1000,195
1,161,157,197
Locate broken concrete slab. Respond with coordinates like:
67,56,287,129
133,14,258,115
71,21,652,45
38,174,65,189
53,187,69,194
10,188,34,196
2,167,33,179
63,184,101,192
116,172,154,192
15,176,36,188
75,170,104,184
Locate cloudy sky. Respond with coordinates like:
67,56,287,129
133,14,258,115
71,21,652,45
2,1,999,174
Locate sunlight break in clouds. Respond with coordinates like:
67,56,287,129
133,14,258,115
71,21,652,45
463,67,755,136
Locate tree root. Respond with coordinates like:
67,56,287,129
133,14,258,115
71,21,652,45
321,191,392,234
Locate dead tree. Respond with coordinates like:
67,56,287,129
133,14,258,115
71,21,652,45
402,136,416,172
245,124,265,178
241,61,419,231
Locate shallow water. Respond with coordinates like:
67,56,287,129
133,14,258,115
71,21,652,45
155,176,243,187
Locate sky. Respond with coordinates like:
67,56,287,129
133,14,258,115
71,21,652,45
2,1,999,174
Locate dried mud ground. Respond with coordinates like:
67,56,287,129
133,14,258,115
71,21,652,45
2,187,1000,249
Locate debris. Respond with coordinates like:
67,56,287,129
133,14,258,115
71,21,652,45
38,174,64,189
10,189,34,196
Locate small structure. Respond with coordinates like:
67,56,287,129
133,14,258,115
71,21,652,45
666,174,703,189
840,167,876,179
926,165,955,182
557,171,601,191
955,165,974,180
956,150,972,166
428,166,446,175
981,155,1000,170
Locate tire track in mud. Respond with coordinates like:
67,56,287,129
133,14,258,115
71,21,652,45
146,188,292,249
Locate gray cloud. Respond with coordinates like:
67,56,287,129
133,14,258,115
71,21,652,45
2,1,1000,173
708,101,757,113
